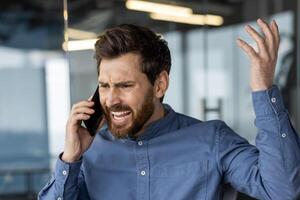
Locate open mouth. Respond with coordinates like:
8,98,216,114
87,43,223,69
111,110,132,125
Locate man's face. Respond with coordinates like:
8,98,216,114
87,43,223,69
98,53,155,139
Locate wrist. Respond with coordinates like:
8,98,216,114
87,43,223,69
61,152,81,163
250,78,273,92
251,84,272,92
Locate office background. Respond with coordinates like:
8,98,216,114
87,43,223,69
0,0,299,199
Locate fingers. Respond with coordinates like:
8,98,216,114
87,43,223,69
236,38,258,60
241,18,280,61
72,105,95,115
270,20,280,49
73,113,90,121
257,18,275,53
72,100,94,110
245,24,268,57
237,18,280,91
69,101,95,125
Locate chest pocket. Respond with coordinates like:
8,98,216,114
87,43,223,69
150,160,208,200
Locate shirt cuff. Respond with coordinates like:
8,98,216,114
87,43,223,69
252,85,285,116
54,152,83,184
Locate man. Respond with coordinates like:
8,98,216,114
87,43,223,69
39,19,300,200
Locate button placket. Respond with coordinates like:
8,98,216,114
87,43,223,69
135,140,149,199
140,170,146,176
62,170,68,176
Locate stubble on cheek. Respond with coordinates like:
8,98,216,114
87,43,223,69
103,88,154,139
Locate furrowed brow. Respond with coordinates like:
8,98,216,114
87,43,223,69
114,81,135,87
99,81,109,86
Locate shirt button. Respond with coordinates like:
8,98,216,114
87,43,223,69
271,97,276,103
62,170,68,175
57,197,62,200
138,141,143,146
140,170,146,176
281,133,286,138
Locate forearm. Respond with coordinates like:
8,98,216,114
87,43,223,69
233,19,300,199
253,86,300,198
219,86,300,200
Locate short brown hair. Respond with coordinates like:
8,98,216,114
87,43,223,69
94,24,171,85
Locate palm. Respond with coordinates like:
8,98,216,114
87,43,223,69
77,126,94,152
63,100,99,162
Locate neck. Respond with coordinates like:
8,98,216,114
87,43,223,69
133,103,165,138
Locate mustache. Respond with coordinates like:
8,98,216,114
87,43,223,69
106,104,132,112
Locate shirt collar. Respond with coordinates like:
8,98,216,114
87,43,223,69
134,104,176,141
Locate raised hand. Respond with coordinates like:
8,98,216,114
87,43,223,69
237,18,280,91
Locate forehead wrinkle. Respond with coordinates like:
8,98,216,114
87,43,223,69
99,67,142,83
98,53,146,84
99,73,134,84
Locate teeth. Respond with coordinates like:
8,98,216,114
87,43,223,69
111,111,131,121
111,111,130,116
114,115,127,120
112,111,131,121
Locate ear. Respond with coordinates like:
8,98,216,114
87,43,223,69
153,70,169,99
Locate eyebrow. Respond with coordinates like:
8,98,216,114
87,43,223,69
98,81,135,87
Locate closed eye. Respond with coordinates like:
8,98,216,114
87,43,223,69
99,81,135,89
115,82,135,88
120,84,133,88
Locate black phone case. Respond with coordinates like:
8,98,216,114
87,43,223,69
83,86,103,136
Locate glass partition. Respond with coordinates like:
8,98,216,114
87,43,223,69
0,1,66,198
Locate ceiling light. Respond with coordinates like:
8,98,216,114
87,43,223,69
62,39,97,51
67,28,98,40
126,0,192,17
150,13,224,26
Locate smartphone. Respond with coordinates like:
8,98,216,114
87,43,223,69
83,86,103,136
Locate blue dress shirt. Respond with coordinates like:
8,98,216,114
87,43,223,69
38,86,300,200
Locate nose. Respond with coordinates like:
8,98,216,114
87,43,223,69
105,88,121,108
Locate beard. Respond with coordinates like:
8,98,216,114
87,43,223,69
103,88,154,139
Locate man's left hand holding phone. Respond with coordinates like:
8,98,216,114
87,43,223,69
62,86,104,163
